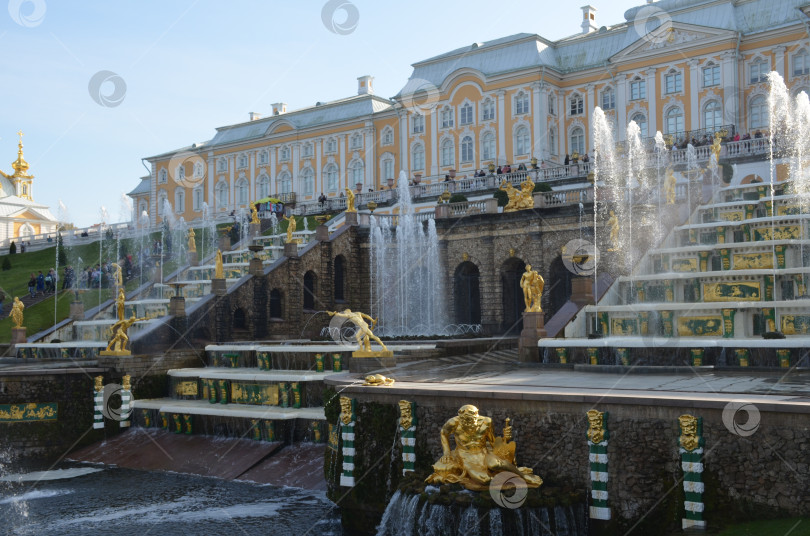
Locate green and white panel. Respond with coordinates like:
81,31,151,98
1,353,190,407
340,421,355,487
401,426,416,475
681,447,706,530
119,389,132,428
93,389,104,429
588,440,610,520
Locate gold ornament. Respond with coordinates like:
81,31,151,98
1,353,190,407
214,249,224,279
282,215,297,243
100,314,147,356
520,264,545,313
586,409,605,444
122,375,131,391
363,374,395,386
399,400,413,430
426,404,543,491
94,375,104,392
679,414,700,452
339,396,353,426
187,228,196,253
327,309,388,354
345,188,356,213
8,296,24,328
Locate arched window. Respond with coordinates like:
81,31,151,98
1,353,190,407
158,168,168,184
334,255,346,302
301,167,314,196
515,91,529,115
481,132,495,161
278,171,292,194
412,114,425,134
569,93,583,116
548,127,557,155
665,107,684,135
236,178,249,205
303,271,316,310
269,289,283,319
441,138,455,167
454,262,481,325
460,103,473,125
412,143,425,171
601,88,615,110
703,100,722,130
515,126,530,156
324,164,339,191
176,164,185,182
794,50,810,76
349,160,364,186
749,95,768,129
215,181,228,209
174,189,185,213
138,200,148,222
631,113,648,138
256,174,270,199
461,136,474,163
381,157,394,182
193,162,204,178
569,127,584,155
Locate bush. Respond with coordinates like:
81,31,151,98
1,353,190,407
449,193,468,204
533,181,552,193
9,241,15,255
493,190,509,207
1,257,10,271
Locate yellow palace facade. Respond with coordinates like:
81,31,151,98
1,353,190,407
130,0,810,226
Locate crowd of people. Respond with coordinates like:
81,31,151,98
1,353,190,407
27,269,59,298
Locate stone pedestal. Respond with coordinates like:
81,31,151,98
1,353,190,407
315,224,329,241
284,242,298,258
187,251,199,266
571,277,594,306
349,351,396,373
11,327,26,346
249,222,261,237
211,278,227,296
169,296,186,317
70,301,85,320
518,311,547,362
249,257,264,276
344,212,358,226
218,235,231,252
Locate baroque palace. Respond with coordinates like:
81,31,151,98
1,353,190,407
130,0,810,225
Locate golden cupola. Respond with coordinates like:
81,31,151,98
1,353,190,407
11,130,33,179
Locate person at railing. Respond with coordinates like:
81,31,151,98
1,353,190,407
503,164,511,173
733,132,740,142
496,165,503,175
517,163,526,171
564,154,570,166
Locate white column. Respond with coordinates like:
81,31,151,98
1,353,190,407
646,68,657,136
269,148,277,196
364,122,374,189
228,156,235,212
538,84,548,160
688,59,700,131
586,84,595,152
616,77,627,141
496,89,506,164
430,110,439,176
150,161,157,226
339,135,346,189
315,139,322,195
398,109,408,175
292,143,300,195
557,91,565,156
249,152,255,200
532,82,543,159
722,50,739,128
774,45,786,78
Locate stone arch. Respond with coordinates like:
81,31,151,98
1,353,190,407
303,271,317,311
500,257,526,334
453,261,481,325
269,288,283,319
334,255,346,303
546,256,572,318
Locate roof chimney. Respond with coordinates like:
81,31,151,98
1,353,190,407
249,112,262,121
357,75,374,95
271,103,287,116
581,5,598,34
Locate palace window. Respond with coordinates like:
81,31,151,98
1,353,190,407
382,158,394,181
193,162,204,178
279,172,292,194
548,94,556,115
461,136,474,163
703,63,720,87
176,165,185,181
325,138,337,153
303,143,314,158
412,143,425,170
549,127,557,155
441,106,454,128
236,178,248,205
217,158,227,172
157,191,168,216
256,174,270,199
412,114,425,134
158,168,167,184
749,95,768,129
630,78,646,100
515,91,529,115
750,60,769,84
665,70,682,94
350,133,363,150
215,182,228,209
569,127,584,155
703,100,722,130
515,127,530,155
381,127,394,146
324,164,338,191
302,168,314,196
280,146,291,161
460,103,473,125
482,132,495,161
192,187,203,211
794,50,810,76
665,107,685,135
482,98,495,121
631,113,648,139
349,160,364,185
440,138,455,167
569,93,584,116
237,154,248,169
175,189,185,213
258,150,269,165
601,88,615,110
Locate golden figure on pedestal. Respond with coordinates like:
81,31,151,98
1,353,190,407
711,132,722,163
664,166,677,205
399,400,414,430
678,414,700,452
586,409,606,444
327,308,389,354
520,264,544,313
339,396,353,425
101,314,147,355
250,203,260,224
282,215,296,243
116,288,126,321
9,296,24,328
345,188,356,213
187,228,196,253
214,249,224,279
499,181,520,211
111,263,123,289
426,405,542,491
500,179,535,211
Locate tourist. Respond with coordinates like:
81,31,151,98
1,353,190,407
517,163,526,171
564,154,570,166
582,153,590,163
0,286,7,315
318,193,327,208
503,163,512,173
36,271,45,296
44,269,54,293
28,273,36,298
496,166,503,175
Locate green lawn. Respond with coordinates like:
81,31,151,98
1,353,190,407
719,517,810,535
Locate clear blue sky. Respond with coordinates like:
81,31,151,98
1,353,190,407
0,0,641,227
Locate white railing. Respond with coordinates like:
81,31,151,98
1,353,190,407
535,187,594,208
447,199,490,217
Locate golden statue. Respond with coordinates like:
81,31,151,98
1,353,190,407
517,178,535,210
710,132,722,163
282,215,296,243
101,314,147,355
426,405,542,491
94,375,104,393
122,374,131,391
9,296,24,328
399,400,414,430
345,188,356,213
678,414,700,452
664,166,677,205
339,396,353,425
250,203,260,224
187,228,196,253
116,288,126,321
586,409,606,444
214,249,224,279
327,308,388,354
519,264,544,313
499,181,521,212
607,210,619,251
363,374,395,386
111,263,123,288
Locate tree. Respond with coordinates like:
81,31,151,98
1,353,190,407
9,241,16,255
2,257,11,271
57,234,68,266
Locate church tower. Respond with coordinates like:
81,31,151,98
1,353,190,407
10,130,34,200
